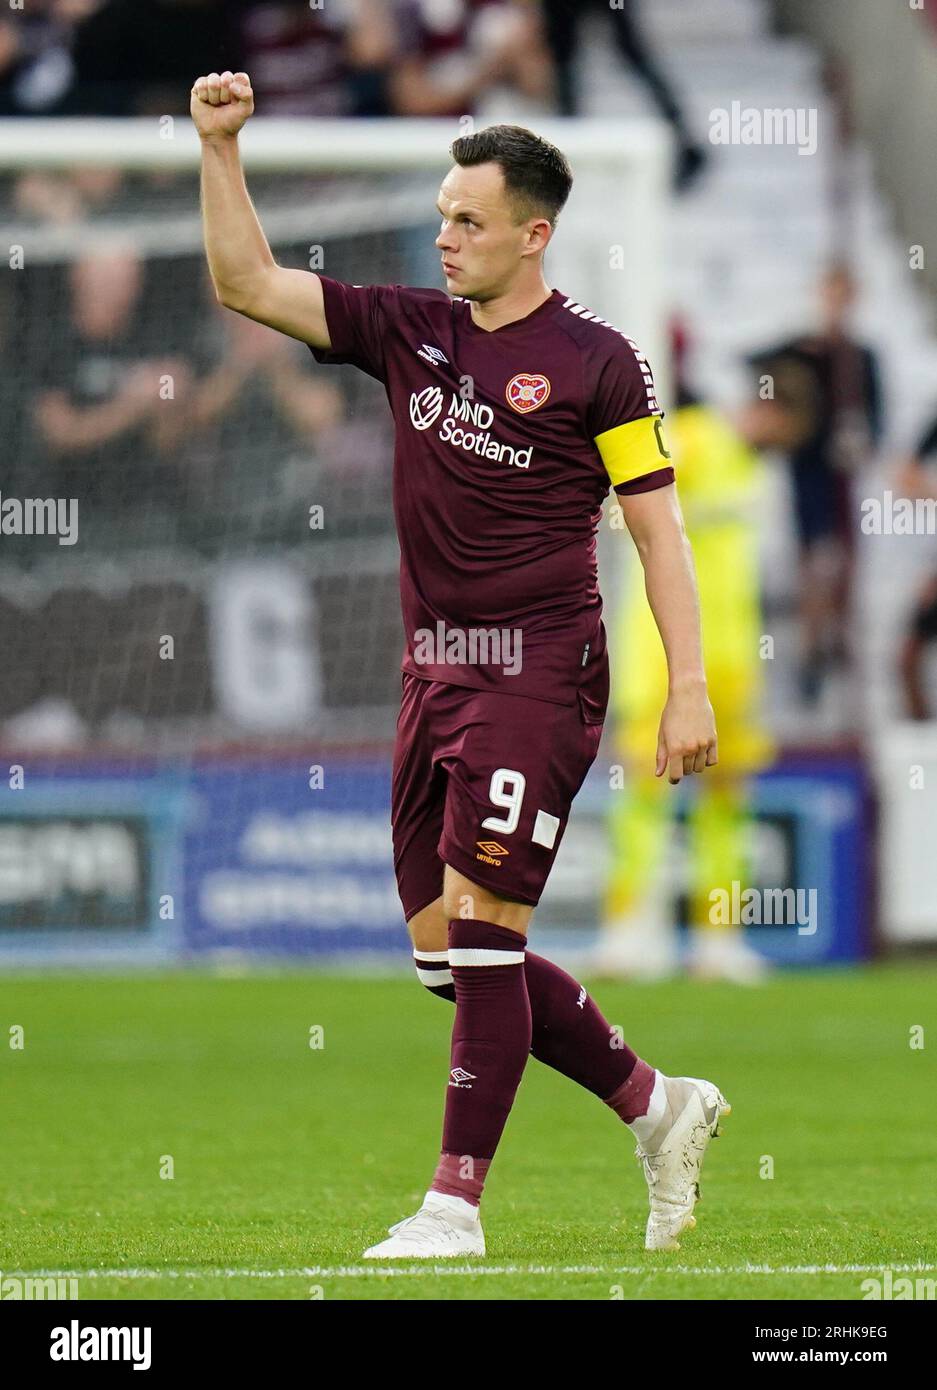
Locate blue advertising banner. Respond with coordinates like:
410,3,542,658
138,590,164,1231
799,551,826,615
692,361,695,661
0,764,188,964
744,759,872,965
0,753,872,965
182,759,404,957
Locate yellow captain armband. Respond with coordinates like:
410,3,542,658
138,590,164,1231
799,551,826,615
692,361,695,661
594,413,671,487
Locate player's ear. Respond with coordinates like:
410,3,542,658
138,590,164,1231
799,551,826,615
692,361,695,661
525,217,552,257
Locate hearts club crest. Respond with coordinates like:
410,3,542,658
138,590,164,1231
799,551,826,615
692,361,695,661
505,373,551,414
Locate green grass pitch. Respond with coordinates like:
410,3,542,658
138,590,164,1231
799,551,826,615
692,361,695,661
1,962,934,1301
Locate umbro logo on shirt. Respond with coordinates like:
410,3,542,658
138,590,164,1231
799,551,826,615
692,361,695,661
417,343,449,366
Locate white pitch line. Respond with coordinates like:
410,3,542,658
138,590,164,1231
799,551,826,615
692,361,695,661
10,1263,937,1280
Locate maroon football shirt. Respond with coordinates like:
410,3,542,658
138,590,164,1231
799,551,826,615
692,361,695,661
309,278,673,707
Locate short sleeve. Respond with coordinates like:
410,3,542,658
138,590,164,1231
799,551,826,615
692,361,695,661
307,276,398,382
588,340,674,496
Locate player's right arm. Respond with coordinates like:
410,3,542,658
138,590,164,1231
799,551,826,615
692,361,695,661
191,70,331,349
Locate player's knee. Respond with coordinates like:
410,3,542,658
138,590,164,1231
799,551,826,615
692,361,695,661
407,903,455,1001
407,898,448,953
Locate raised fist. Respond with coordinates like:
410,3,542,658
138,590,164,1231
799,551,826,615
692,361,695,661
190,71,255,140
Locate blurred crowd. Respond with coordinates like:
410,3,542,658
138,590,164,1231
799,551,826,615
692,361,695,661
0,0,706,180
3,233,396,553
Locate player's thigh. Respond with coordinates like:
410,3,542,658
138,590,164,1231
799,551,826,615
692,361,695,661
392,673,446,923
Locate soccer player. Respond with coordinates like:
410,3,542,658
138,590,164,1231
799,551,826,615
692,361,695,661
192,70,729,1257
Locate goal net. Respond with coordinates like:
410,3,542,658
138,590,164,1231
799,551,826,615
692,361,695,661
0,116,670,962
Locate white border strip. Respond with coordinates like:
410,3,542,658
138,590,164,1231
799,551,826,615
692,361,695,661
10,1263,937,1280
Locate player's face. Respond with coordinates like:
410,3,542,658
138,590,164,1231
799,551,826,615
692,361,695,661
435,162,545,301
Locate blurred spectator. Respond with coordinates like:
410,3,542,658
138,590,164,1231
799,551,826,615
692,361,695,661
749,264,883,707
175,285,391,546
13,164,124,227
69,0,239,116
539,0,706,190
388,0,550,117
181,300,339,529
896,412,937,719
234,0,394,117
31,247,193,527
0,0,102,116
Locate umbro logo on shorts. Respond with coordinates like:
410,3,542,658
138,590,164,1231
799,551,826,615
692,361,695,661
476,840,509,866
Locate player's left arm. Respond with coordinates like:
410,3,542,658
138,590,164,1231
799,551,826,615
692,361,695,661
589,339,716,783
617,483,718,785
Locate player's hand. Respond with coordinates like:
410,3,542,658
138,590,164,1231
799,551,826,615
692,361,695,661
190,71,254,141
655,682,718,784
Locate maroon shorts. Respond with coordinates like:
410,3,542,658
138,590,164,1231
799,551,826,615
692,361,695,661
391,669,607,921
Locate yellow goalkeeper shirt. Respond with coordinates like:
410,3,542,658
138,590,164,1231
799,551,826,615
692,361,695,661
612,402,774,771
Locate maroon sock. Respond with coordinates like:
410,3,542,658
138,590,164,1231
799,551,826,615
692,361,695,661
603,1057,658,1124
414,948,646,1114
524,951,640,1100
430,919,531,1207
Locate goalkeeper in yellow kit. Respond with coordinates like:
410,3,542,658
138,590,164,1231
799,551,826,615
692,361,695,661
600,370,798,983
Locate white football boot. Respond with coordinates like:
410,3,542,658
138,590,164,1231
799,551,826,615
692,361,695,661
687,931,770,985
633,1074,731,1251
364,1191,485,1259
